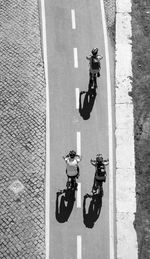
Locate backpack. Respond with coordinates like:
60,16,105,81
96,162,105,175
96,162,106,181
91,56,100,70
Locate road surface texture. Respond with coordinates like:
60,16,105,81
44,0,113,258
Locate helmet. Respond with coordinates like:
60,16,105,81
91,48,98,56
96,154,103,162
69,150,76,158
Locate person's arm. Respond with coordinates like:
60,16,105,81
86,56,91,60
90,159,96,166
98,55,103,60
63,156,69,163
76,155,81,162
103,159,109,166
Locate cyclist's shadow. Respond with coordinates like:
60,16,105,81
55,189,76,223
83,193,102,228
79,87,97,120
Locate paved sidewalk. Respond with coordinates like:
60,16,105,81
0,0,46,258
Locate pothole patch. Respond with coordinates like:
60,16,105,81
9,180,25,194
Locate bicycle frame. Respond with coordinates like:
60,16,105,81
89,72,97,90
66,176,77,190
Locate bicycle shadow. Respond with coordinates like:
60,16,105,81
55,189,76,223
79,87,97,120
83,193,102,228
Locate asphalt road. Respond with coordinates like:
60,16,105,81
45,0,110,258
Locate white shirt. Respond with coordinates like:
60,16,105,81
65,157,80,177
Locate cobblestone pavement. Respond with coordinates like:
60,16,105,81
104,0,116,42
0,0,46,258
104,0,116,28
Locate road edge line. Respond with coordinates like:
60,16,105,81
40,1,50,258
100,1,115,259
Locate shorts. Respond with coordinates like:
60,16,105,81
66,167,79,177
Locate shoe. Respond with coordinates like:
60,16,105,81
92,189,97,195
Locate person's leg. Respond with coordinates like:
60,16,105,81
97,71,100,77
92,178,97,194
71,176,78,190
89,72,93,89
76,166,80,178
94,74,97,88
66,176,71,189
99,182,103,196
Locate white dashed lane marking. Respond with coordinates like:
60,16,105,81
73,48,78,68
77,182,81,208
71,9,76,29
77,131,81,156
75,88,80,109
77,235,82,259
72,7,82,259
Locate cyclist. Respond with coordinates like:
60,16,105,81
90,154,109,194
86,48,103,77
63,150,81,178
